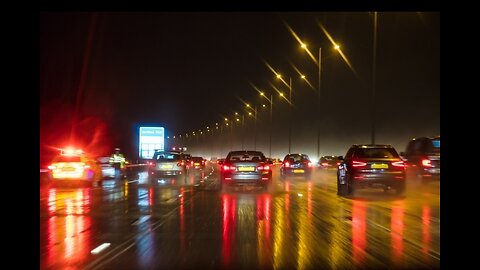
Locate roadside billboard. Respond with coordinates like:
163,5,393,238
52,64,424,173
139,127,164,159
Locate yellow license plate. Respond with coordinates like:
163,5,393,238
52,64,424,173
194,163,200,166
161,164,173,169
371,163,388,169
238,166,255,172
293,169,305,173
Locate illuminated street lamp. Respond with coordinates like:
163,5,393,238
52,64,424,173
246,104,258,150
301,42,342,159
276,74,293,154
260,92,273,158
234,112,245,150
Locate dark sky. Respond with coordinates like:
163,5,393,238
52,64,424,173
40,12,439,161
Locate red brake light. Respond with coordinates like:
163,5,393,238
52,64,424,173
422,159,432,167
223,165,236,171
48,165,56,170
178,161,185,166
352,160,367,167
258,165,271,171
321,162,329,166
307,162,313,167
391,161,405,167
285,162,290,168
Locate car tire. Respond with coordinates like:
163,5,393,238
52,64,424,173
347,178,355,196
395,183,406,195
337,179,348,196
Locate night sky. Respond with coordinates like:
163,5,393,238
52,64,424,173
40,12,439,163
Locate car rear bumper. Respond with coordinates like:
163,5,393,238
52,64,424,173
149,170,185,178
350,172,405,188
282,168,312,175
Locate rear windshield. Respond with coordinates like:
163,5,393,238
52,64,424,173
354,148,399,158
321,156,339,161
152,152,181,161
53,156,82,163
191,157,203,162
226,151,265,162
284,154,310,162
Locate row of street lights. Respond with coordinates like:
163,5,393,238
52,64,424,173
175,15,378,159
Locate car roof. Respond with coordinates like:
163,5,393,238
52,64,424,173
351,144,394,148
411,136,440,141
228,150,264,155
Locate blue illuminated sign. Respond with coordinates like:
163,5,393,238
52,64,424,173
139,127,164,159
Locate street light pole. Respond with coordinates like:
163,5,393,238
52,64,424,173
317,47,322,160
254,106,257,150
288,77,292,154
371,11,377,145
269,94,273,158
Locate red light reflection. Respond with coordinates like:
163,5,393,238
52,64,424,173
422,205,431,256
222,194,236,267
46,188,92,268
179,187,185,253
352,200,366,266
391,202,405,264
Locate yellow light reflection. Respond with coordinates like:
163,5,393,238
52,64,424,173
273,193,286,269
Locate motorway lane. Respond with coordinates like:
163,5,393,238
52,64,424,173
40,164,440,269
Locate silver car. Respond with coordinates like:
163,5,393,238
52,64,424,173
220,150,272,190
96,156,116,179
148,151,188,182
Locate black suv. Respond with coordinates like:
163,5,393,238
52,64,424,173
337,144,406,196
400,136,440,181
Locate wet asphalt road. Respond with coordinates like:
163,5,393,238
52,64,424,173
40,163,440,269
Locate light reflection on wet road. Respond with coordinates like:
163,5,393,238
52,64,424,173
40,164,440,269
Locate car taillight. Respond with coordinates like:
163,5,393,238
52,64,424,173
223,165,236,171
321,162,329,166
48,165,56,170
352,160,367,167
284,162,290,168
307,162,313,167
422,159,432,167
258,165,271,171
391,161,405,167
178,161,185,166
84,165,91,169
190,161,194,166
148,161,155,166
336,162,341,166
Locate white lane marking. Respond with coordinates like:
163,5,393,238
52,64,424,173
131,215,151,226
91,243,111,254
